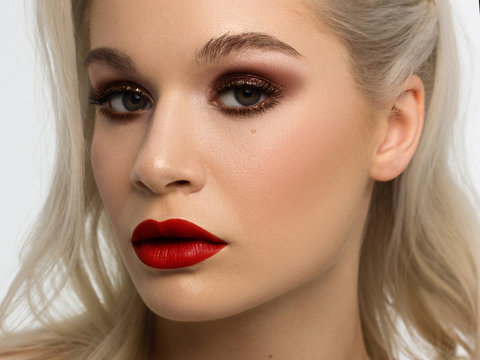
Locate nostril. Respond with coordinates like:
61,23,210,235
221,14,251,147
133,179,151,192
168,180,190,187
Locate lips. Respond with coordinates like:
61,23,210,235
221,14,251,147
131,218,227,269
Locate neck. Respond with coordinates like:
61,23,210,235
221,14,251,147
149,234,370,360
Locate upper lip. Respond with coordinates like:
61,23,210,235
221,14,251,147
131,218,227,244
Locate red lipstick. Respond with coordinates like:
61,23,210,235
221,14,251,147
131,219,227,269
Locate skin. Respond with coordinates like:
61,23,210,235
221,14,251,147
87,0,425,359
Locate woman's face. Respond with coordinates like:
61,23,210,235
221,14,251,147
88,0,380,321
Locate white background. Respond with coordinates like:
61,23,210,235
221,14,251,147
0,0,479,317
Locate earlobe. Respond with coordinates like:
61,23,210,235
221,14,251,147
369,75,425,182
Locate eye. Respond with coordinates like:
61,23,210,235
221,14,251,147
213,74,283,116
89,82,153,120
110,92,151,113
219,87,266,107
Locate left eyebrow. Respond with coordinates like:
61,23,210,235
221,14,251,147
195,32,303,63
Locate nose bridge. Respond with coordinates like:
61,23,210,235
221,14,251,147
131,93,205,194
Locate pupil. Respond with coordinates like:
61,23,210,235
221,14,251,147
243,89,253,98
234,87,261,106
123,93,144,111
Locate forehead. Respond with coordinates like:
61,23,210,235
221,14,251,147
88,0,326,59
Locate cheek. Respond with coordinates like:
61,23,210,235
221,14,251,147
193,97,374,312
90,123,138,220
221,100,371,233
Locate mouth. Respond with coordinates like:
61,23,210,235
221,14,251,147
131,218,227,269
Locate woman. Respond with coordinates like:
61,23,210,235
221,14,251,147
0,0,479,359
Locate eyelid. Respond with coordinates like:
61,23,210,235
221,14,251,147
89,81,154,105
213,73,281,94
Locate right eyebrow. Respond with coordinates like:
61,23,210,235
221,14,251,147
83,47,136,72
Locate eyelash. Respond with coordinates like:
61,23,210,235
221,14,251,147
88,74,283,121
88,82,152,121
211,74,282,117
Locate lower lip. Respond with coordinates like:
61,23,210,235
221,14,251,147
133,238,227,269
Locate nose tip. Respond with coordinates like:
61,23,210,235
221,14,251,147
131,155,205,195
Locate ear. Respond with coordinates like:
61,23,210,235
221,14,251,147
369,75,425,182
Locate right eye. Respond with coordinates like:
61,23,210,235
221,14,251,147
89,82,153,120
109,92,151,113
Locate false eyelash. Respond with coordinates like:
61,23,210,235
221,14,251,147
88,82,152,105
212,74,283,117
88,82,153,121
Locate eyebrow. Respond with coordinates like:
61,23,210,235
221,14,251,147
195,32,302,63
84,32,302,70
84,47,136,72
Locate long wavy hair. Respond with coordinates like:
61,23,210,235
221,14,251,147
0,0,479,359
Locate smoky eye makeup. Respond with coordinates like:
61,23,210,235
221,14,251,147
88,72,284,121
88,81,154,122
209,73,284,117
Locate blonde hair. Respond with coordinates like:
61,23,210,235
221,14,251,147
1,0,479,359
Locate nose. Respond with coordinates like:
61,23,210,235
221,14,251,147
130,101,206,195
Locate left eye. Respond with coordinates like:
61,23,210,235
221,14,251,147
218,86,266,107
109,92,152,113
212,74,282,115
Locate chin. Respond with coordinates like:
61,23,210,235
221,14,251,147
137,277,281,323
143,295,252,322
